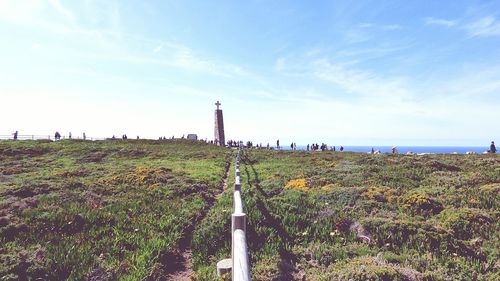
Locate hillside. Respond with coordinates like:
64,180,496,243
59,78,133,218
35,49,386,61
1,141,499,280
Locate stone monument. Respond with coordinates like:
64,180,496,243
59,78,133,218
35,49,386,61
214,101,225,146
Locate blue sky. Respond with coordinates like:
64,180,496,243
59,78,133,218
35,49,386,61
1,0,499,146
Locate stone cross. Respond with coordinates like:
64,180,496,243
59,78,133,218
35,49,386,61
215,100,221,110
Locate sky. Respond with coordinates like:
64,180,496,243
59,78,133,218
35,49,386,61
1,0,499,146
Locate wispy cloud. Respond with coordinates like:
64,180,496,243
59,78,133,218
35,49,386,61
382,24,402,31
311,58,412,101
424,15,500,37
424,17,457,27
47,0,76,22
0,0,252,79
466,16,500,37
357,22,402,31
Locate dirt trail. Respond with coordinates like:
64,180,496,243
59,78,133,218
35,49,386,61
164,158,232,280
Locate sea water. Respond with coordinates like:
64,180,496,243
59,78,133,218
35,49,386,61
283,146,489,154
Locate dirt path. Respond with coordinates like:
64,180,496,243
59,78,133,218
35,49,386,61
164,158,232,280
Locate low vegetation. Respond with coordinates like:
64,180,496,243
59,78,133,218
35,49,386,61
194,149,499,281
0,140,230,280
1,141,498,280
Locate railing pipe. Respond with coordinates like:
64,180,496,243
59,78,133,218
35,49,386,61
233,191,243,214
232,213,250,281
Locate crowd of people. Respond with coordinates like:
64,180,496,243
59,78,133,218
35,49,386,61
5,131,498,155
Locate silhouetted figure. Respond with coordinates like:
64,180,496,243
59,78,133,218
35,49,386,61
277,139,280,149
54,132,61,140
13,131,18,140
371,147,375,154
340,146,344,152
83,133,86,140
490,141,497,153
137,136,139,140
307,144,310,151
333,146,336,152
68,132,72,139
391,147,398,154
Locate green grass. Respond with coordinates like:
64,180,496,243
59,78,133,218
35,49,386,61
2,141,499,280
194,149,499,281
0,139,231,280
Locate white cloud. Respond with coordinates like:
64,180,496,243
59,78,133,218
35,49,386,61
311,59,412,101
47,0,76,22
424,17,457,27
274,57,286,72
466,16,500,37
153,44,163,53
359,23,373,28
382,24,402,31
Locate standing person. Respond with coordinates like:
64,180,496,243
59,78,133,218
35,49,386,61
340,146,344,152
333,146,336,152
69,132,72,139
13,131,18,140
391,146,398,154
55,132,61,140
307,144,310,151
371,147,375,154
83,132,86,140
490,141,497,153
277,139,280,149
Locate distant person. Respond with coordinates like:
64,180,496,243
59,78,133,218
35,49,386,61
490,141,497,153
13,131,18,140
55,131,61,140
391,146,398,154
333,146,336,152
277,139,280,149
68,132,72,139
306,144,310,151
340,146,344,152
83,132,86,140
371,147,375,154
137,136,140,140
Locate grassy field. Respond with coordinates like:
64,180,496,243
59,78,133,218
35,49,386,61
1,141,499,280
0,140,231,280
194,149,499,281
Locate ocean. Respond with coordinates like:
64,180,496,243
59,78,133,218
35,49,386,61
281,146,491,154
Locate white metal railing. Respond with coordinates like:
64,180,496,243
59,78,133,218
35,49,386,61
0,134,105,141
217,147,251,280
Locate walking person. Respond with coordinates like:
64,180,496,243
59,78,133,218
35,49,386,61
490,141,497,153
277,139,280,149
391,146,398,154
